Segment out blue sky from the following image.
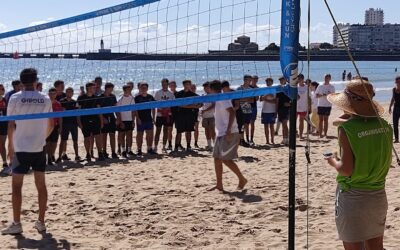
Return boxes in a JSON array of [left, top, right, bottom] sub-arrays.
[[0, 0, 399, 52]]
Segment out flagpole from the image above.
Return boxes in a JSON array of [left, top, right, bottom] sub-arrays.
[[279, 0, 301, 249]]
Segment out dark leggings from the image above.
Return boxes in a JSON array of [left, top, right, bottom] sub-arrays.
[[393, 110, 400, 140]]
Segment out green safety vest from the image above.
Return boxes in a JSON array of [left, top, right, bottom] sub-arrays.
[[337, 117, 392, 192]]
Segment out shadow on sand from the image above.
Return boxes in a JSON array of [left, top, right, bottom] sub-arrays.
[[16, 232, 71, 250], [223, 189, 263, 203]]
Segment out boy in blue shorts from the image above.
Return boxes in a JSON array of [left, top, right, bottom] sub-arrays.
[[261, 78, 277, 144]]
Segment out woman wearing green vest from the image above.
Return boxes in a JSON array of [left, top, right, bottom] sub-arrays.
[[325, 77, 392, 250]]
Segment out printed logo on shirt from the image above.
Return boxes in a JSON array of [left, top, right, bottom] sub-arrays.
[[21, 98, 45, 104]]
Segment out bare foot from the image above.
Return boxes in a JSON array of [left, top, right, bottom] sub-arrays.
[[238, 178, 248, 190], [207, 186, 224, 192]]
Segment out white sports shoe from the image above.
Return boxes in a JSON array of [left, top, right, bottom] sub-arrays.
[[34, 220, 46, 233], [1, 222, 23, 235]]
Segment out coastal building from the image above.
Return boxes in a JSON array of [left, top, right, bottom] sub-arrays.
[[332, 23, 350, 47], [365, 8, 384, 25], [228, 35, 259, 53], [333, 8, 400, 51]]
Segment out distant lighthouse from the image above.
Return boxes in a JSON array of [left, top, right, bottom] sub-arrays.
[[100, 39, 104, 50]]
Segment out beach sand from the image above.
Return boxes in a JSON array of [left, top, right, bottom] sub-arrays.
[[1, 105, 400, 250]]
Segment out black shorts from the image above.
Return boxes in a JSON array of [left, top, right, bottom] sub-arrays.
[[155, 116, 173, 128], [118, 121, 134, 132], [175, 116, 195, 133], [242, 113, 252, 124], [0, 121, 8, 136], [318, 107, 332, 116], [236, 110, 244, 133], [278, 107, 290, 122], [81, 119, 101, 138], [102, 118, 116, 134], [61, 123, 78, 141], [46, 125, 59, 143], [12, 150, 46, 174]]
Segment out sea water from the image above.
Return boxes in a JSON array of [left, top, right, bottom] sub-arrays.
[[0, 59, 398, 102]]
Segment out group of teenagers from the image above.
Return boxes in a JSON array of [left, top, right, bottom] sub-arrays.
[[0, 71, 339, 172], [0, 68, 395, 250]]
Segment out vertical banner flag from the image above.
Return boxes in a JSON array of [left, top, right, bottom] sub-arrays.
[[280, 0, 301, 99]]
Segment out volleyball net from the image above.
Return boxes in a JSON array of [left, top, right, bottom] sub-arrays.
[[0, 0, 282, 91]]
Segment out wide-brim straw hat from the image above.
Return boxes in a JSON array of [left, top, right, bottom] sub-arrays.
[[327, 78, 384, 117]]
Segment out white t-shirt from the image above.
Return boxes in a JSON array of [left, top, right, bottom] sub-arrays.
[[261, 94, 276, 113], [117, 95, 135, 121], [214, 100, 239, 137], [297, 85, 308, 112], [315, 84, 335, 107], [8, 91, 52, 153], [201, 94, 215, 119], [311, 91, 317, 110], [154, 89, 175, 117]]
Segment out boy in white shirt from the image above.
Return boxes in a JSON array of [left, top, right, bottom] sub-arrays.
[[2, 68, 53, 235], [297, 74, 308, 140], [261, 78, 277, 144], [209, 80, 247, 192], [116, 84, 136, 158], [315, 74, 335, 138], [201, 82, 216, 150]]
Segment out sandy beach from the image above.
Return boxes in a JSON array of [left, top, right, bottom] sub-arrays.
[[0, 104, 399, 250]]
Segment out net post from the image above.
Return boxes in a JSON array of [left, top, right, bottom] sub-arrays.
[[279, 0, 301, 249]]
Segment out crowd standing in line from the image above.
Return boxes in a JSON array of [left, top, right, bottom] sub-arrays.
[[3, 70, 400, 177]]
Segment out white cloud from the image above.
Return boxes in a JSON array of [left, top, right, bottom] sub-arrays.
[[0, 23, 6, 32], [300, 22, 333, 44], [28, 17, 55, 27]]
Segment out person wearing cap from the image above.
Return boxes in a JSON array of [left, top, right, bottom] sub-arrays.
[[116, 84, 136, 158], [388, 75, 400, 143], [276, 76, 290, 145], [316, 74, 335, 138], [154, 78, 175, 152], [237, 75, 254, 146], [2, 68, 53, 235], [325, 77, 392, 249]]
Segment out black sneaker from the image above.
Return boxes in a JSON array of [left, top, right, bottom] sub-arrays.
[[127, 151, 135, 157], [55, 158, 62, 164], [97, 153, 105, 162], [186, 146, 193, 152], [86, 154, 92, 162], [75, 156, 82, 162], [249, 140, 255, 146], [167, 145, 173, 151], [194, 142, 200, 148], [47, 160, 55, 166], [137, 150, 143, 156], [240, 140, 250, 148], [111, 152, 119, 159], [103, 152, 109, 159], [147, 149, 157, 155], [2, 163, 8, 168], [121, 151, 127, 158], [61, 154, 71, 161]]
